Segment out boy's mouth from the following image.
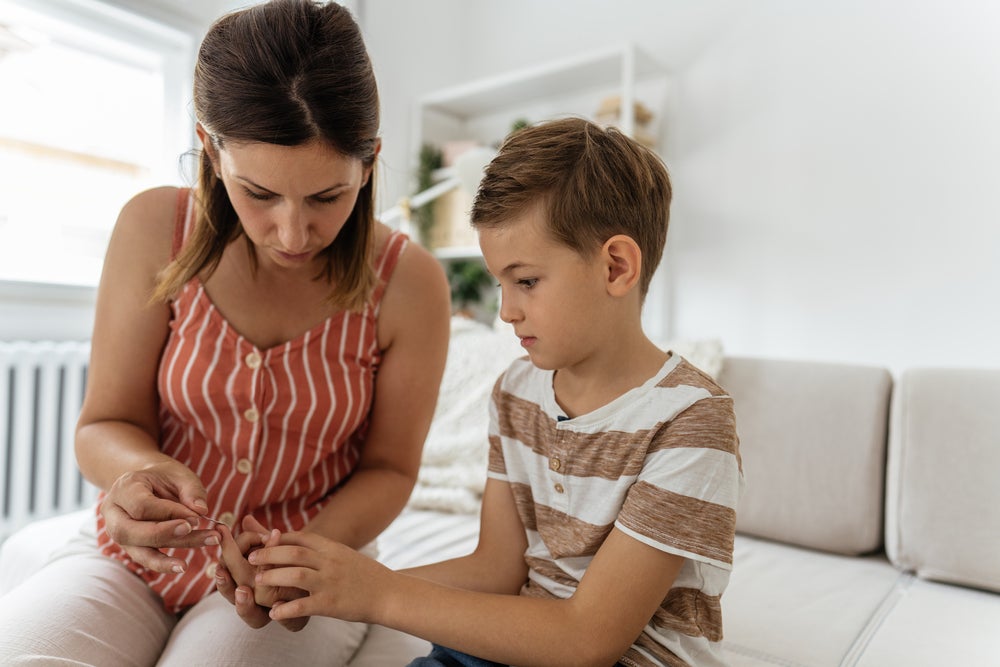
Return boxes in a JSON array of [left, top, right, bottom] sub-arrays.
[[519, 336, 537, 348]]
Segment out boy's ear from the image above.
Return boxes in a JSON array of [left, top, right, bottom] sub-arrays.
[[602, 234, 642, 297]]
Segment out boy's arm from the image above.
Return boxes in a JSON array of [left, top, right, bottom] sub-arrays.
[[256, 475, 684, 667], [377, 526, 684, 667], [397, 477, 529, 594]]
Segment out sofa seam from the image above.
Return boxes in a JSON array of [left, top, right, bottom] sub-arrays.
[[837, 571, 915, 667], [722, 641, 810, 667], [887, 371, 910, 568]]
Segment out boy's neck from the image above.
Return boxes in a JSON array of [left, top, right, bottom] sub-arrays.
[[552, 325, 669, 419]]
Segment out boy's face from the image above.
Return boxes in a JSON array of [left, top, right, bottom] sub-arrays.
[[478, 204, 610, 372]]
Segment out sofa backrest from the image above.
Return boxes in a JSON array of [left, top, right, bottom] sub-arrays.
[[886, 367, 1000, 594], [719, 356, 892, 556]]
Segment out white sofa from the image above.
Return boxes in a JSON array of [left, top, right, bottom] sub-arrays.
[[3, 322, 999, 666]]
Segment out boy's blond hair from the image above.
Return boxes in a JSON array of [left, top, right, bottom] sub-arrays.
[[470, 117, 672, 298]]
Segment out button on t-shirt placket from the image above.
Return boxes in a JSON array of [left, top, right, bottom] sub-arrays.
[[548, 429, 569, 508]]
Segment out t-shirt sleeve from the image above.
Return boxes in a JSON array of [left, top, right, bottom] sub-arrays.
[[486, 372, 508, 481], [615, 394, 742, 570]]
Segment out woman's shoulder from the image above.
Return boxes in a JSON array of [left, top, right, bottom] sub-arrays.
[[375, 223, 445, 293], [373, 222, 450, 343], [109, 186, 186, 272]]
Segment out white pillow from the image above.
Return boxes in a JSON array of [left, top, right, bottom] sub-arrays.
[[408, 317, 523, 513], [658, 338, 724, 379]]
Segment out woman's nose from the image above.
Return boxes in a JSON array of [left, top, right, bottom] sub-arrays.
[[276, 205, 309, 252]]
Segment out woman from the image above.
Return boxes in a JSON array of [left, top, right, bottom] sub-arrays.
[[0, 1, 450, 665]]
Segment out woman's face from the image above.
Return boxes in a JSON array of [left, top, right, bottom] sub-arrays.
[[210, 136, 374, 275]]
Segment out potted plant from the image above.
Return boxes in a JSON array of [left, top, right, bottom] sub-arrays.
[[446, 259, 495, 321]]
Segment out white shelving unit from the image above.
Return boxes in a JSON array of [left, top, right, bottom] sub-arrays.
[[413, 42, 666, 153], [409, 43, 672, 337], [408, 43, 669, 261]]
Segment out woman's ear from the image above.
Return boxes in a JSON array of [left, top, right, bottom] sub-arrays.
[[195, 123, 220, 176], [602, 234, 642, 297], [362, 138, 382, 187]]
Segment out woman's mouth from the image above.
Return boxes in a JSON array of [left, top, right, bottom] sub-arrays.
[[275, 249, 313, 262]]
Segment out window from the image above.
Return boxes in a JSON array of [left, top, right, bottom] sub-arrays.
[[0, 0, 193, 287]]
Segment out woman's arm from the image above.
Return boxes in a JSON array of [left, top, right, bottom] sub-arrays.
[[303, 235, 451, 548], [75, 187, 217, 573]]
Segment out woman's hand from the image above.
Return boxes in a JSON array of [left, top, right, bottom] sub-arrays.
[[249, 531, 392, 624], [100, 459, 219, 574], [215, 515, 310, 632]]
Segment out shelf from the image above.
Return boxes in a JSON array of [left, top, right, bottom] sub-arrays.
[[411, 42, 667, 260], [418, 43, 663, 121], [432, 246, 482, 261]]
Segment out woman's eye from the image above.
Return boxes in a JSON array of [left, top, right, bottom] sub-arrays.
[[313, 194, 340, 204], [243, 188, 273, 201]]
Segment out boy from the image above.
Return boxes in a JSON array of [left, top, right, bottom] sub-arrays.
[[241, 118, 744, 666]]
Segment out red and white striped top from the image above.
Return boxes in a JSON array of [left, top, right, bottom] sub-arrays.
[[96, 189, 409, 612]]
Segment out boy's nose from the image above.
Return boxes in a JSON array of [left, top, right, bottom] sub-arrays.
[[498, 295, 521, 324]]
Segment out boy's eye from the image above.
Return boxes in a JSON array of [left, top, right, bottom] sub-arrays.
[[516, 278, 538, 289]]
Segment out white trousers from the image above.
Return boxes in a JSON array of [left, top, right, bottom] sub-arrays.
[[0, 522, 368, 667]]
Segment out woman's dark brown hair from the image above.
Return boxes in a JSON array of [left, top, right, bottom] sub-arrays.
[[153, 0, 380, 310]]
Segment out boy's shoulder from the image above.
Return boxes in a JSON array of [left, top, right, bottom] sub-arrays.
[[658, 354, 729, 399]]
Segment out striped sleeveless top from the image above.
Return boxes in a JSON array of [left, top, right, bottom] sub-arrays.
[[96, 188, 409, 612]]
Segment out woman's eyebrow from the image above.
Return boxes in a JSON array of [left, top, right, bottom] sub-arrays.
[[234, 175, 350, 197]]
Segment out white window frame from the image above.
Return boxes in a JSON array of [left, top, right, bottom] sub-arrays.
[[0, 0, 195, 313]]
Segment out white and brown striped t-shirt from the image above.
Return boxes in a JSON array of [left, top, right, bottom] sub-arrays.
[[488, 353, 743, 667], [96, 189, 409, 612]]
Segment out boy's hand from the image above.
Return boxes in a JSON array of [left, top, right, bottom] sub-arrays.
[[249, 531, 391, 624], [215, 517, 309, 632]]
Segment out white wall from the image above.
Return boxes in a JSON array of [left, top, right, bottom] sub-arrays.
[[7, 0, 999, 375], [365, 0, 1000, 374]]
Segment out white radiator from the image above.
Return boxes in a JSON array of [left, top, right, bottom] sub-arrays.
[[0, 341, 98, 541]]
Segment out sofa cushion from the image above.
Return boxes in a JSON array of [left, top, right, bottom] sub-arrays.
[[719, 357, 892, 555], [886, 367, 1000, 593], [854, 577, 1000, 666], [723, 535, 905, 667]]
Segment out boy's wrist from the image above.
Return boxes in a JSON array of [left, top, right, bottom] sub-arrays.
[[371, 568, 428, 628]]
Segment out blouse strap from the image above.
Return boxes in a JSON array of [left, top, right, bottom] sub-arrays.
[[369, 231, 410, 309]]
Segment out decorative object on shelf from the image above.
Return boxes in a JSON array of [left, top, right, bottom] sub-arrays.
[[595, 95, 657, 148], [509, 117, 530, 134], [446, 258, 496, 322], [379, 145, 494, 253], [427, 141, 491, 250], [412, 143, 442, 245]]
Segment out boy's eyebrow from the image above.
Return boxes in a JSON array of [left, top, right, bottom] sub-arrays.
[[234, 176, 349, 197], [497, 262, 529, 277]]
